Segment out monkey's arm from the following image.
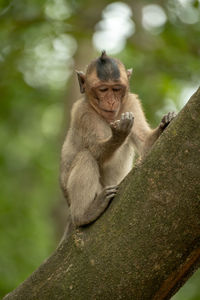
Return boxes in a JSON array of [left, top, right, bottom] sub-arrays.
[[128, 95, 153, 154], [76, 110, 134, 163], [142, 112, 176, 155], [129, 95, 176, 156], [98, 112, 134, 163]]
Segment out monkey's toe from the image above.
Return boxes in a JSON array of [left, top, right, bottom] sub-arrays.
[[104, 185, 118, 196]]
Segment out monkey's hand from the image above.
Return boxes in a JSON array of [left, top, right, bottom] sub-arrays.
[[110, 112, 134, 140], [159, 112, 176, 131]]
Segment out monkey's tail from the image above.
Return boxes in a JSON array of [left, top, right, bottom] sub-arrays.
[[57, 214, 75, 248]]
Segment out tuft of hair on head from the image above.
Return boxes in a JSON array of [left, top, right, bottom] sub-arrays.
[[100, 50, 108, 63], [95, 50, 120, 81]]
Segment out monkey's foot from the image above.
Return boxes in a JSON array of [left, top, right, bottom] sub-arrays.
[[160, 112, 176, 130], [98, 185, 118, 201]]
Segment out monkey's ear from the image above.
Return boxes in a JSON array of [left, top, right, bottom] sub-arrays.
[[127, 68, 133, 79], [76, 71, 86, 93]]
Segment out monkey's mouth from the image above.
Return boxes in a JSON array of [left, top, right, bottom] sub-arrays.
[[102, 109, 117, 113]]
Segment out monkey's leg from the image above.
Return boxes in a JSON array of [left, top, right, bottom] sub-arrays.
[[67, 150, 117, 227], [78, 185, 118, 226]]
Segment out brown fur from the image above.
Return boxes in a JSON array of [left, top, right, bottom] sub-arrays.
[[60, 52, 175, 227]]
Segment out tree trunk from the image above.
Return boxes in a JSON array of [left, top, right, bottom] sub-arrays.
[[3, 88, 200, 300]]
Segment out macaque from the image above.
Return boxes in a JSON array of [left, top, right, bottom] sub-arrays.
[[60, 51, 176, 227]]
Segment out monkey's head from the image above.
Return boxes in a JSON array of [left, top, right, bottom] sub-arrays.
[[76, 51, 132, 122]]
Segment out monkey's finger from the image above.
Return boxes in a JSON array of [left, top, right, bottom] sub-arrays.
[[127, 112, 134, 120], [172, 112, 177, 117], [106, 193, 117, 200], [121, 113, 126, 120], [124, 112, 130, 119], [160, 121, 166, 129], [121, 112, 131, 124], [106, 185, 119, 190], [104, 186, 118, 195], [110, 120, 120, 125], [115, 120, 120, 127], [160, 115, 168, 127], [105, 188, 118, 194], [164, 114, 169, 123], [121, 118, 134, 132], [129, 112, 134, 117], [127, 115, 134, 128], [106, 190, 118, 196], [166, 112, 172, 123], [121, 112, 133, 120], [110, 120, 120, 129], [168, 111, 177, 121]]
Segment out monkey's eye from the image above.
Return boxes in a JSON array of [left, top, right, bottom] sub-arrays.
[[112, 87, 121, 92], [99, 87, 108, 92]]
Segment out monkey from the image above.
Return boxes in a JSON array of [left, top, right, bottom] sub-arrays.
[[60, 50, 176, 229]]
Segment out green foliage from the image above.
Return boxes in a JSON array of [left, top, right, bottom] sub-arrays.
[[0, 0, 199, 298]]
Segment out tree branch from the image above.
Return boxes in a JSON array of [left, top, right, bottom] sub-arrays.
[[3, 88, 200, 300]]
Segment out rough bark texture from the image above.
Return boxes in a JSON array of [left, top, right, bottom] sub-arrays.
[[4, 88, 200, 300]]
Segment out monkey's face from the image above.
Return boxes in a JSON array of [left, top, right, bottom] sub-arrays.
[[76, 51, 132, 122], [85, 66, 129, 122], [90, 82, 126, 122]]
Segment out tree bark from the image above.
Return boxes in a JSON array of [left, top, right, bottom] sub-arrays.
[[3, 88, 200, 300]]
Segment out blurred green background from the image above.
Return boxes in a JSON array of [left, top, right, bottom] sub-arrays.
[[0, 0, 199, 298]]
